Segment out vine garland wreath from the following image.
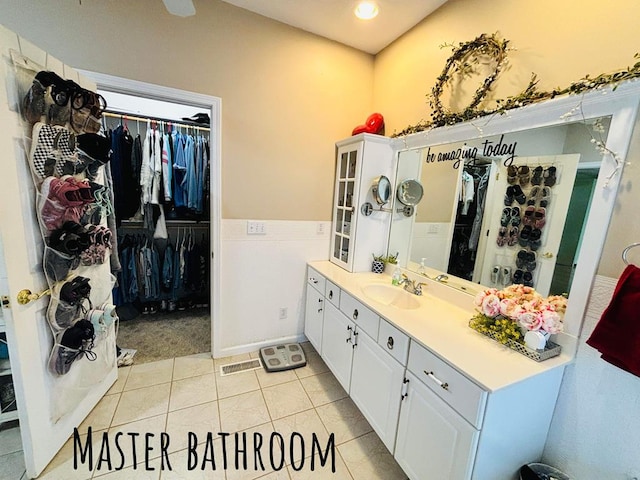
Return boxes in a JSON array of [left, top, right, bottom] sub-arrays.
[[395, 33, 640, 137]]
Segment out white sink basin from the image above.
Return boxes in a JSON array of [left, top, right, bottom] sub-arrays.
[[362, 283, 421, 310]]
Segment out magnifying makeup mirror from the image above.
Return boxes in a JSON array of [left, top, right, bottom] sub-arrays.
[[372, 175, 391, 206]]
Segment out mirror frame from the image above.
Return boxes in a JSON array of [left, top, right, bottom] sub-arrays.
[[389, 82, 640, 343], [372, 175, 391, 206]]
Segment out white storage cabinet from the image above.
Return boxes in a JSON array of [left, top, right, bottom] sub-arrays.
[[330, 134, 393, 272]]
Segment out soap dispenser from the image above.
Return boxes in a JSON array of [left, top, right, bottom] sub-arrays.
[[418, 258, 427, 276], [392, 267, 402, 286]]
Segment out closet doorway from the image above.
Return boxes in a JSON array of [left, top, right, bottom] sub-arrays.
[[81, 71, 222, 362]]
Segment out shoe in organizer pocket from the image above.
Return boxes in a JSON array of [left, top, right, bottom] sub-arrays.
[[507, 226, 520, 247], [75, 133, 112, 180], [528, 228, 542, 251], [531, 166, 544, 185], [501, 266, 512, 286], [37, 178, 87, 234], [47, 276, 92, 330], [517, 166, 530, 186], [544, 166, 557, 187], [29, 123, 76, 182], [22, 77, 47, 124], [48, 319, 96, 376], [43, 246, 80, 285]]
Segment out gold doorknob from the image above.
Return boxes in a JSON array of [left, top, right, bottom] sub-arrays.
[[17, 288, 51, 305], [542, 252, 554, 259]]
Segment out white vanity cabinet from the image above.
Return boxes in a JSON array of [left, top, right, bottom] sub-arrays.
[[308, 267, 408, 452], [396, 340, 565, 480], [321, 301, 407, 453], [349, 325, 405, 452], [394, 342, 483, 480], [304, 262, 569, 480], [304, 267, 326, 354], [321, 301, 355, 390], [395, 370, 478, 480], [330, 133, 393, 272]]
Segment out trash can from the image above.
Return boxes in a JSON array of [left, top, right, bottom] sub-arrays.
[[520, 463, 570, 480]]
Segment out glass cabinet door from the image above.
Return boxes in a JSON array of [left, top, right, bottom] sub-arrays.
[[333, 148, 359, 267]]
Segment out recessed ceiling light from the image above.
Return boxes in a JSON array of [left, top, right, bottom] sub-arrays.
[[355, 1, 379, 20]]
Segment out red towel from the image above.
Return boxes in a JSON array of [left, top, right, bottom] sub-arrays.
[[587, 264, 640, 377]]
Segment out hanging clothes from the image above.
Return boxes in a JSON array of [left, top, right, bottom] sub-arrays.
[[469, 167, 490, 251], [113, 230, 209, 307], [172, 131, 188, 209], [162, 131, 173, 202]]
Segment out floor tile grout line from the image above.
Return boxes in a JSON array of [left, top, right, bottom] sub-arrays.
[[43, 347, 388, 480]]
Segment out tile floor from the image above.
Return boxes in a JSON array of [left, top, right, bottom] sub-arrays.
[[1, 343, 408, 479]]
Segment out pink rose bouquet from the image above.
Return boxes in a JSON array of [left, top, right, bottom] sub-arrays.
[[470, 285, 567, 344]]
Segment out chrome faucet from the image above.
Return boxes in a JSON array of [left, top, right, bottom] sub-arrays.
[[400, 274, 427, 296], [434, 274, 449, 283]]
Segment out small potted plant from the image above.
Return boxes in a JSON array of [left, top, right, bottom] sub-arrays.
[[371, 254, 386, 274], [385, 252, 399, 265]]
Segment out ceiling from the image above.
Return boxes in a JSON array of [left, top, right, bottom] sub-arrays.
[[219, 0, 448, 54]]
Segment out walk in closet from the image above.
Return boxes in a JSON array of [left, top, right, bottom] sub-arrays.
[[99, 91, 213, 363], [447, 160, 491, 280]]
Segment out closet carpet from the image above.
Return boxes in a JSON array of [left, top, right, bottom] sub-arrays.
[[116, 307, 211, 365]]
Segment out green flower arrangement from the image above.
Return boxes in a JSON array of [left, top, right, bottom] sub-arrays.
[[469, 313, 524, 345]]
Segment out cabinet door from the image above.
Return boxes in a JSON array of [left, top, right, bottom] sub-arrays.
[[395, 372, 478, 480], [304, 286, 325, 354], [331, 144, 361, 270], [321, 302, 354, 391], [350, 330, 404, 453]]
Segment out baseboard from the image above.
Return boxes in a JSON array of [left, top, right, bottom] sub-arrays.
[[215, 333, 308, 358]]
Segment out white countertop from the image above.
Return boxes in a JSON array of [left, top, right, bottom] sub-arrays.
[[309, 261, 573, 393]]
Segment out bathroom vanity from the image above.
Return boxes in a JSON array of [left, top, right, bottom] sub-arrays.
[[305, 262, 569, 480], [306, 82, 640, 479]]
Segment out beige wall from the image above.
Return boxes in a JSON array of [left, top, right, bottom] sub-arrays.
[[374, 0, 640, 277], [0, 0, 374, 220], [3, 0, 640, 271], [374, 0, 640, 135]]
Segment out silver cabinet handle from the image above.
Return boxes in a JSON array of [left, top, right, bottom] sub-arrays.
[[328, 290, 333, 300], [346, 325, 353, 343], [353, 309, 358, 320], [352, 330, 359, 349], [387, 336, 394, 350], [309, 277, 318, 284], [424, 370, 449, 390], [317, 298, 323, 313]]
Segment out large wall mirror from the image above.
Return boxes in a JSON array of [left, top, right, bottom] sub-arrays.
[[387, 84, 640, 340]]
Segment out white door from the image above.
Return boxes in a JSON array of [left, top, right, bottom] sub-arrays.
[[475, 154, 579, 295], [320, 302, 354, 391], [0, 26, 117, 477], [304, 285, 324, 354], [394, 372, 478, 480], [349, 330, 404, 452]]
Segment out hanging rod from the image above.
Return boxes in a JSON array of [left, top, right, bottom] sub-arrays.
[[622, 242, 640, 264], [102, 110, 211, 132]]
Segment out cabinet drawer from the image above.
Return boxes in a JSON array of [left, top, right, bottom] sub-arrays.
[[339, 291, 379, 338], [408, 341, 486, 428], [377, 319, 409, 366], [307, 267, 326, 293], [325, 281, 340, 308]]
